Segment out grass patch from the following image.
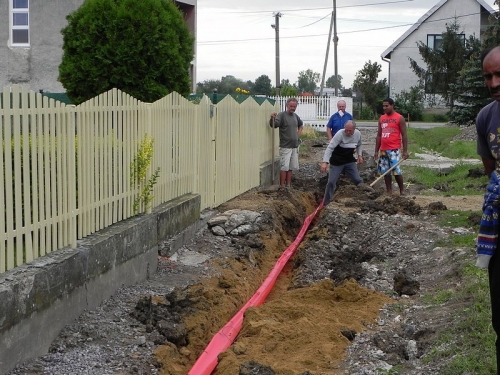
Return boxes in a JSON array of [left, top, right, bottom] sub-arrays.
[[423, 207, 495, 374], [448, 233, 476, 247], [436, 209, 481, 229], [434, 210, 480, 247], [421, 113, 449, 123], [300, 125, 320, 140], [424, 261, 495, 375], [422, 288, 454, 304], [407, 127, 478, 159], [406, 163, 487, 195]]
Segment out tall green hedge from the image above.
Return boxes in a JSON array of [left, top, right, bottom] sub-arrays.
[[59, 0, 194, 104]]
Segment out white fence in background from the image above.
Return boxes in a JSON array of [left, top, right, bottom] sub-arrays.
[[269, 96, 353, 133]]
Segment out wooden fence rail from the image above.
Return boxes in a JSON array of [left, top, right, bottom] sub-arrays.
[[0, 85, 279, 273]]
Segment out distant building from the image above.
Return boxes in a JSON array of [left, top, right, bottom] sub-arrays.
[[313, 88, 338, 96], [381, 0, 494, 102], [0, 0, 197, 93]]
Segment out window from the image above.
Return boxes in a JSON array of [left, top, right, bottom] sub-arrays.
[[427, 34, 465, 51], [425, 33, 465, 94], [427, 35, 442, 50], [10, 0, 29, 46]]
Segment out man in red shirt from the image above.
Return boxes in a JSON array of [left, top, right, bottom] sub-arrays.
[[373, 98, 409, 195]]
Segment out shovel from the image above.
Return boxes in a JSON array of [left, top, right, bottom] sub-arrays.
[[370, 153, 410, 187]]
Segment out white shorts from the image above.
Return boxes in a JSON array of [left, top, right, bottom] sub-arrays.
[[279, 148, 299, 171]]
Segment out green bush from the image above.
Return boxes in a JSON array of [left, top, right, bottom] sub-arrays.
[[421, 113, 450, 122], [59, 0, 194, 104], [394, 86, 424, 121], [354, 106, 377, 120]]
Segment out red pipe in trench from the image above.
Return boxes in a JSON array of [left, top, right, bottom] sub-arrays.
[[188, 201, 324, 375]]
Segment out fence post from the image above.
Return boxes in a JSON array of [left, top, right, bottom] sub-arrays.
[[212, 89, 218, 105], [69, 104, 78, 248]]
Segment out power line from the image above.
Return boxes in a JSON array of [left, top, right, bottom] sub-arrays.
[[197, 11, 489, 46], [282, 13, 412, 29], [208, 0, 416, 14], [292, 13, 331, 28]]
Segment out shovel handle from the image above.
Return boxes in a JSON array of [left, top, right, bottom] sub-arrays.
[[369, 153, 410, 187]]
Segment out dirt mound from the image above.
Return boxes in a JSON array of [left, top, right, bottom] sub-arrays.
[[127, 186, 402, 374], [361, 195, 422, 215], [128, 181, 453, 374], [216, 279, 390, 374], [7, 132, 486, 375]]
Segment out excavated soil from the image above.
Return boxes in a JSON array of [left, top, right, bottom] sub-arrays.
[[8, 127, 488, 375]]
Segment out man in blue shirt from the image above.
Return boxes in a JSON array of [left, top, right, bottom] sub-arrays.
[[476, 46, 500, 375], [326, 100, 353, 140]]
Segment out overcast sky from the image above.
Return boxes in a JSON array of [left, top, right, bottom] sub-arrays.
[[195, 0, 497, 89]]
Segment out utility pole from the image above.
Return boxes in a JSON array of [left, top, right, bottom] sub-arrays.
[[272, 12, 282, 96], [319, 0, 338, 97], [333, 0, 338, 96], [319, 4, 334, 97]]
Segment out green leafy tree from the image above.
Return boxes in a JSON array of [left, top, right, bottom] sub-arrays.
[[448, 40, 488, 125], [253, 75, 272, 95], [279, 85, 298, 97], [271, 79, 298, 96], [196, 79, 220, 94], [449, 2, 500, 125], [297, 69, 320, 93], [393, 85, 425, 121], [409, 19, 477, 110], [59, 0, 194, 104], [325, 75, 343, 90], [341, 87, 353, 97], [246, 80, 255, 93], [195, 76, 251, 95], [483, 1, 500, 46], [353, 61, 388, 115]]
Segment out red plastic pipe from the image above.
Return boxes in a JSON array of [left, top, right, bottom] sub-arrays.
[[188, 201, 324, 375]]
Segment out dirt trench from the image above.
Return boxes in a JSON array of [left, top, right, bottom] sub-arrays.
[[129, 137, 485, 374], [130, 173, 414, 374], [5, 132, 487, 375]]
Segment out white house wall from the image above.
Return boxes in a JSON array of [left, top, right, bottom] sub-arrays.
[[386, 0, 484, 99], [0, 1, 82, 93], [0, 0, 197, 94]]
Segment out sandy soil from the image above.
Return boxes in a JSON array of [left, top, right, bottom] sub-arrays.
[[7, 128, 488, 375]]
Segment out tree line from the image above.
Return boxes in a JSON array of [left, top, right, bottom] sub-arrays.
[[57, 0, 500, 125], [195, 64, 388, 121]]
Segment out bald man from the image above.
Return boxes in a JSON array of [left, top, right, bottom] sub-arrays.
[[326, 100, 353, 140], [320, 120, 363, 205]]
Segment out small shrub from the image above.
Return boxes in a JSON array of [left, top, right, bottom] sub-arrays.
[[131, 135, 160, 214], [422, 113, 450, 122]]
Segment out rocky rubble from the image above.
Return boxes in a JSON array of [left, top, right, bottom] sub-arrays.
[[7, 127, 483, 375]]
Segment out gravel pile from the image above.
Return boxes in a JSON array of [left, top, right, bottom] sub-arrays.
[[6, 124, 481, 375], [452, 124, 477, 141]]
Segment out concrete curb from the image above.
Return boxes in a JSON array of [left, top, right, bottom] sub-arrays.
[[0, 193, 200, 374]]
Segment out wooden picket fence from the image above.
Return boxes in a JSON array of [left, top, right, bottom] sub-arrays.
[[0, 85, 279, 273]]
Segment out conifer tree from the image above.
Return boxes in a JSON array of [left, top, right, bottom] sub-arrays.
[[59, 0, 194, 104], [449, 1, 500, 124]]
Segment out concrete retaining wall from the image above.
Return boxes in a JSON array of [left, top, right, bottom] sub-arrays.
[[0, 193, 200, 374], [260, 159, 280, 187]]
